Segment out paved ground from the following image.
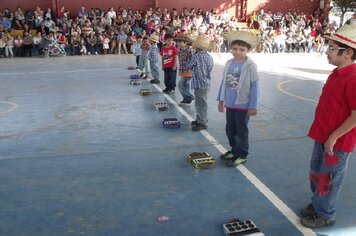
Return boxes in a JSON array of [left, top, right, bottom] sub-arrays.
[[0, 52, 354, 236]]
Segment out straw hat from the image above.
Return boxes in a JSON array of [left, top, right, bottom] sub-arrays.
[[324, 24, 356, 49], [190, 34, 213, 50], [174, 34, 192, 43], [223, 30, 260, 49], [148, 34, 159, 43]]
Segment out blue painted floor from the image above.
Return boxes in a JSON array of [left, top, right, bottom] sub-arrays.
[[0, 54, 355, 236]]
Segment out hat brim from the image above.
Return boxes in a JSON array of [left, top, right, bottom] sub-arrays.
[[223, 31, 260, 49], [324, 34, 356, 49], [174, 35, 192, 43]]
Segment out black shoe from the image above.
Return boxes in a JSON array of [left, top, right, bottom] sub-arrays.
[[162, 88, 169, 93], [225, 157, 247, 167], [301, 213, 336, 228], [167, 90, 175, 94], [300, 204, 316, 217], [220, 151, 234, 160], [150, 79, 160, 84], [191, 123, 207, 131], [191, 120, 199, 126]]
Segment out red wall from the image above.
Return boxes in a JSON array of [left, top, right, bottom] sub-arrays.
[[1, 0, 322, 19]]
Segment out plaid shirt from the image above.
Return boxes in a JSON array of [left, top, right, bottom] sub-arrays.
[[178, 46, 194, 74], [187, 51, 214, 89], [148, 43, 159, 63]]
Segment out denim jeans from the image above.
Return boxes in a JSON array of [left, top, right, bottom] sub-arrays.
[[309, 141, 350, 220], [225, 108, 250, 158], [150, 60, 159, 80], [178, 76, 194, 102], [163, 68, 177, 90], [194, 88, 209, 126]]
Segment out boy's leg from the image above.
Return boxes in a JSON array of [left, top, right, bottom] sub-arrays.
[[230, 109, 249, 158], [178, 77, 194, 102], [150, 61, 160, 83], [168, 69, 177, 91], [193, 88, 209, 127], [163, 69, 169, 90]]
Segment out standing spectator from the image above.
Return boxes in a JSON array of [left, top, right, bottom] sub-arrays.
[[13, 35, 23, 57], [32, 31, 43, 55], [161, 34, 178, 93], [102, 32, 110, 54], [22, 31, 33, 57], [5, 31, 14, 57], [56, 30, 67, 53], [0, 33, 5, 58], [187, 34, 214, 131], [300, 24, 356, 229], [132, 35, 142, 68]]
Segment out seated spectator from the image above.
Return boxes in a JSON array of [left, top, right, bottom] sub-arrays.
[[0, 32, 5, 58], [34, 6, 44, 28], [56, 30, 67, 52], [25, 10, 35, 28], [78, 5, 88, 18], [22, 31, 33, 57], [13, 35, 23, 57], [14, 7, 25, 28], [45, 8, 56, 22], [70, 32, 81, 55], [0, 16, 11, 30], [32, 31, 43, 55], [86, 31, 98, 55], [117, 29, 128, 54], [3, 8, 13, 22]]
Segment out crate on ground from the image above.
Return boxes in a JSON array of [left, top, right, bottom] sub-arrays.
[[162, 118, 180, 128], [130, 79, 142, 85], [186, 152, 211, 162], [140, 88, 152, 96], [154, 102, 169, 111], [223, 219, 264, 236], [130, 74, 140, 80], [191, 157, 215, 169], [128, 66, 137, 70]]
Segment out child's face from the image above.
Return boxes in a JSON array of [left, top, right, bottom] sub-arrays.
[[231, 44, 249, 61], [165, 38, 174, 46], [326, 40, 348, 67], [177, 40, 187, 48]]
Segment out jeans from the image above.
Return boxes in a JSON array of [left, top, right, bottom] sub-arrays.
[[309, 141, 350, 220], [194, 88, 209, 126], [139, 56, 150, 75], [163, 68, 177, 90], [225, 108, 250, 158], [150, 60, 159, 80], [178, 76, 194, 102]]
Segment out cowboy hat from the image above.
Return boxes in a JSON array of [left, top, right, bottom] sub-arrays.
[[223, 30, 260, 49], [324, 24, 356, 49], [190, 34, 213, 50], [174, 34, 192, 43], [148, 34, 159, 43]]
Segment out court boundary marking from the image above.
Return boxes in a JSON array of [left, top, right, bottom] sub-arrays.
[[151, 84, 316, 236], [0, 101, 18, 115]]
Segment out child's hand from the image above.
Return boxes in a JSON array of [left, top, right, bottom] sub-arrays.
[[247, 109, 257, 116], [218, 102, 224, 113]]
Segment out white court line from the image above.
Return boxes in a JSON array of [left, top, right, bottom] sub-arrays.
[[152, 84, 316, 236], [0, 68, 122, 76]]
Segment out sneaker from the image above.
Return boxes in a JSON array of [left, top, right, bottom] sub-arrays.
[[162, 88, 169, 93], [191, 123, 207, 131], [168, 90, 175, 94], [225, 157, 247, 167], [179, 100, 187, 105], [300, 204, 316, 217], [139, 73, 145, 78], [220, 151, 234, 160], [301, 213, 336, 228]]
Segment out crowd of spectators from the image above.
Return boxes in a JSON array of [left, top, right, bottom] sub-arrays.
[[0, 5, 352, 58]]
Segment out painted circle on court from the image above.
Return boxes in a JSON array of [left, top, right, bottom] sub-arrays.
[[0, 101, 18, 115]]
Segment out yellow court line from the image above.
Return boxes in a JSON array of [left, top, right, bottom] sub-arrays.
[[277, 80, 318, 103], [0, 101, 18, 115]]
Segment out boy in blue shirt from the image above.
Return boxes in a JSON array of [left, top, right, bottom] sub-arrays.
[[217, 31, 260, 167]]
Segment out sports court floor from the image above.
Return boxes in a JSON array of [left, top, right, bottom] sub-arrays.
[[0, 53, 355, 236]]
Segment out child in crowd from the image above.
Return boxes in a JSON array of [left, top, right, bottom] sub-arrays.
[[175, 34, 194, 104], [217, 30, 260, 166], [117, 29, 128, 54], [0, 33, 5, 58], [22, 31, 33, 57], [5, 31, 14, 57], [300, 24, 356, 229], [132, 35, 142, 68], [13, 35, 23, 57], [102, 32, 110, 54], [186, 34, 214, 131], [148, 34, 160, 84], [161, 34, 178, 94], [138, 36, 151, 79]]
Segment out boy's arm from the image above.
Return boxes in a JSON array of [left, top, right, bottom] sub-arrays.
[[247, 80, 259, 116], [325, 110, 356, 155], [172, 54, 178, 70]]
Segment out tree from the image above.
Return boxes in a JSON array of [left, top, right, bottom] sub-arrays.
[[331, 0, 356, 27]]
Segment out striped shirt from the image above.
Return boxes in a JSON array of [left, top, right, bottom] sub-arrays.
[[187, 51, 214, 89]]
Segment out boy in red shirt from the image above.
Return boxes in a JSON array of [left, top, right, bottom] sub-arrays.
[[300, 24, 356, 228], [160, 34, 178, 94]]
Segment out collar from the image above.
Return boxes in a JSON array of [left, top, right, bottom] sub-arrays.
[[333, 63, 356, 77]]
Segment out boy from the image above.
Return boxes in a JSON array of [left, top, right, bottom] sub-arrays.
[[175, 34, 195, 104], [132, 35, 142, 69], [138, 36, 151, 79], [217, 30, 260, 167], [161, 34, 178, 94], [187, 35, 214, 131], [148, 34, 160, 84], [300, 24, 356, 228]]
